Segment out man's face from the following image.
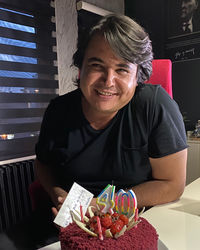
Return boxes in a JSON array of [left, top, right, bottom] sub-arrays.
[[181, 0, 198, 21], [79, 34, 138, 116]]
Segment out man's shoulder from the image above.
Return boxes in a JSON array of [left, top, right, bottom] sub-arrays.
[[46, 88, 81, 116], [134, 83, 161, 100], [52, 88, 80, 105], [133, 83, 172, 111], [55, 88, 80, 100]]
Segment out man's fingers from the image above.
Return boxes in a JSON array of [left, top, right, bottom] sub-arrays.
[[52, 206, 58, 217], [58, 196, 64, 203]]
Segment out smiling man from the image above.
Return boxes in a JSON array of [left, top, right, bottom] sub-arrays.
[[80, 33, 138, 129], [35, 14, 188, 217]]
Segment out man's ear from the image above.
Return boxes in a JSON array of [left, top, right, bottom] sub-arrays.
[[135, 65, 140, 83]]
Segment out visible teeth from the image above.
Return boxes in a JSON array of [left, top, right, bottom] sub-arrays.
[[97, 90, 114, 96]]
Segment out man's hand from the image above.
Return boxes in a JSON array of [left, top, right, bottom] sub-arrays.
[[52, 196, 67, 230], [52, 196, 66, 217], [90, 197, 97, 207]]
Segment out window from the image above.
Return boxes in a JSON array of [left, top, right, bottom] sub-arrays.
[[0, 1, 58, 161]]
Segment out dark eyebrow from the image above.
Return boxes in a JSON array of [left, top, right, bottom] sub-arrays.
[[87, 57, 103, 63], [116, 63, 131, 69], [88, 57, 132, 69]]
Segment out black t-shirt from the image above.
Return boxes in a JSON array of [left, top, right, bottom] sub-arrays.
[[35, 84, 188, 196]]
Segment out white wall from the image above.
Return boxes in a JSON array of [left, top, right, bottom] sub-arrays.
[[54, 0, 124, 95]]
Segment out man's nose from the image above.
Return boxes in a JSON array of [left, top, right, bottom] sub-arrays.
[[104, 69, 115, 87]]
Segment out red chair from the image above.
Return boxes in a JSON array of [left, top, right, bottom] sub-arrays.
[[145, 59, 173, 98]]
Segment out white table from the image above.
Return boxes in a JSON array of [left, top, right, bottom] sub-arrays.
[[142, 178, 200, 250], [39, 178, 200, 250], [39, 241, 60, 250]]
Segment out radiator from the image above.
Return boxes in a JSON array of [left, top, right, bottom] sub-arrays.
[[0, 160, 36, 232]]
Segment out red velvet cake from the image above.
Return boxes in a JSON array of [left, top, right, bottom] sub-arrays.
[[59, 217, 158, 250]]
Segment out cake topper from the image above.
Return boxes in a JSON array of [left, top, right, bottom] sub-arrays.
[[54, 182, 94, 228], [70, 183, 144, 240], [96, 184, 115, 214], [54, 182, 144, 240]]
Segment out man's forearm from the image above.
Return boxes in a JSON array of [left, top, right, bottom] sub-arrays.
[[132, 149, 187, 208], [34, 158, 67, 207], [131, 179, 185, 209]]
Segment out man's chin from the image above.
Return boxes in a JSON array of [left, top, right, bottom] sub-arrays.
[[95, 106, 118, 114]]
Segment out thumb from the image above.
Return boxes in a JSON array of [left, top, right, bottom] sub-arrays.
[[58, 196, 64, 203], [52, 207, 61, 230], [52, 206, 58, 217]]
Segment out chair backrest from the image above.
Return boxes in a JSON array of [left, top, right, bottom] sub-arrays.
[[145, 59, 173, 98]]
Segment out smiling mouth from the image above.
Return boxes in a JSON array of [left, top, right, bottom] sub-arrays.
[[96, 89, 117, 96]]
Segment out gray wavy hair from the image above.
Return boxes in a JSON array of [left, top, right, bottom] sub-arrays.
[[73, 14, 153, 84]]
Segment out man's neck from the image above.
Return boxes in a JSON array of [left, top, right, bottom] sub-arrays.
[[81, 97, 118, 130]]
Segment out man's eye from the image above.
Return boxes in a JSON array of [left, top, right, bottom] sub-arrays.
[[91, 63, 101, 68], [89, 63, 104, 71], [117, 68, 128, 74]]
